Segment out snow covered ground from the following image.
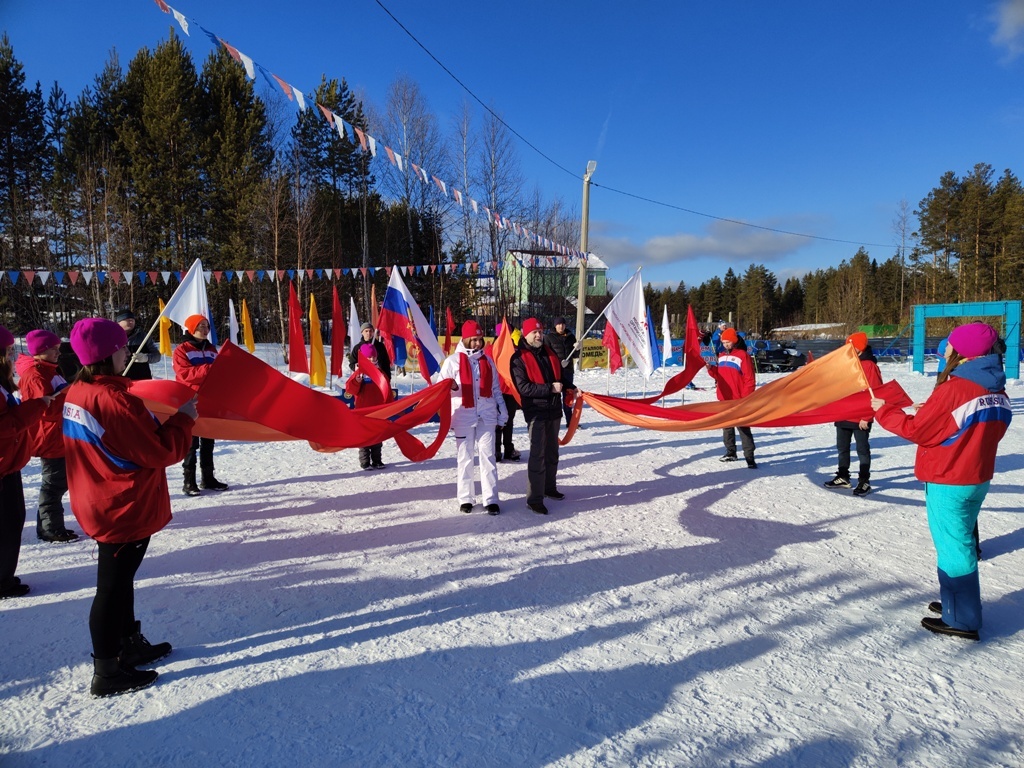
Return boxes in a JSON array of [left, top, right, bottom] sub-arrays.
[[2, 355, 1023, 767]]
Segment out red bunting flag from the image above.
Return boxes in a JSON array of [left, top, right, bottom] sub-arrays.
[[272, 73, 293, 100]]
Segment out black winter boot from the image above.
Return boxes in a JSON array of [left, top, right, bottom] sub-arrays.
[[90, 656, 158, 697], [370, 444, 386, 470], [182, 467, 201, 496], [120, 621, 172, 668], [200, 469, 229, 491]]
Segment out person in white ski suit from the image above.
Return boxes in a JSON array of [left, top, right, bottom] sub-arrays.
[[437, 320, 507, 515]]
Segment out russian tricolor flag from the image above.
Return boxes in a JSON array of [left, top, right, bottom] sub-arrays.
[[377, 269, 445, 383]]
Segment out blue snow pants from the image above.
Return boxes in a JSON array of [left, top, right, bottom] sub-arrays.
[[925, 481, 989, 632]]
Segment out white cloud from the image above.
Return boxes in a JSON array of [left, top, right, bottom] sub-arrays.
[[991, 0, 1024, 57], [590, 218, 817, 270]]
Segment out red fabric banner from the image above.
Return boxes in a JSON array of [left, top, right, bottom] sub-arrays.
[[130, 344, 451, 459]]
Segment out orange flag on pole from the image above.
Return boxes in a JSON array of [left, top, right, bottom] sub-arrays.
[[492, 317, 519, 405], [241, 299, 256, 353], [309, 293, 326, 387], [157, 298, 172, 356]]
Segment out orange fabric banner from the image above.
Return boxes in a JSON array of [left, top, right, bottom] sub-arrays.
[[581, 343, 873, 432]]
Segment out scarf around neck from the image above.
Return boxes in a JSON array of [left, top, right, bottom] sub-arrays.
[[459, 349, 492, 408]]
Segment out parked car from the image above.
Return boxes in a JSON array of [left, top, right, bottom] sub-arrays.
[[755, 347, 807, 373]]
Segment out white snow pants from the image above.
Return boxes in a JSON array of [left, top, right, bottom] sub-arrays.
[[455, 416, 499, 506]]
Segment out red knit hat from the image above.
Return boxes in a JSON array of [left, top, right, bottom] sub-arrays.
[[720, 328, 739, 343], [522, 318, 543, 336], [27, 330, 61, 356], [461, 320, 484, 338], [70, 318, 128, 366], [846, 332, 868, 352], [184, 314, 208, 335]]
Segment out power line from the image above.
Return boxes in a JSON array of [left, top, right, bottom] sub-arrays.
[[590, 182, 895, 249], [371, 0, 578, 180], [373, 0, 895, 253]]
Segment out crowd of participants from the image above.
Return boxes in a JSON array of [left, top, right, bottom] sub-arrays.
[[0, 308, 1011, 697]]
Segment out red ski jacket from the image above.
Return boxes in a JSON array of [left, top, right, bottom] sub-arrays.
[[16, 355, 68, 459], [709, 348, 756, 402], [173, 337, 218, 390], [0, 385, 48, 476], [876, 361, 1011, 485], [62, 376, 193, 543]]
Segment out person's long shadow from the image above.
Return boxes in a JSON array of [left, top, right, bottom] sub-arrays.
[[174, 478, 853, 677], [18, 615, 792, 767], [14, 497, 922, 767]]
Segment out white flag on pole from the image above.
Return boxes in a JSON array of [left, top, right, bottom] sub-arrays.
[[662, 304, 672, 364], [228, 299, 239, 346], [347, 297, 361, 352], [161, 259, 210, 331], [604, 269, 654, 378]]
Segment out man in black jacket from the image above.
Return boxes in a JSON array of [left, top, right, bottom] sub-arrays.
[[510, 318, 575, 515], [349, 322, 392, 470], [116, 309, 161, 381], [545, 317, 579, 425]]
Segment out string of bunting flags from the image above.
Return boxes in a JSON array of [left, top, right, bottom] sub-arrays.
[[8, 252, 575, 287], [150, 0, 590, 268]]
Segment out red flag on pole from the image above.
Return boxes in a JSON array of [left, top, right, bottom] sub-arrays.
[[602, 323, 623, 374], [288, 281, 309, 374], [445, 307, 455, 354], [330, 285, 345, 377]]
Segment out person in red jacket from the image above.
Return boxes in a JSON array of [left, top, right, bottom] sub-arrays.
[[64, 317, 197, 696], [0, 326, 55, 600], [706, 328, 757, 468], [173, 314, 228, 495], [871, 322, 1011, 641], [17, 329, 78, 542], [823, 332, 884, 497]]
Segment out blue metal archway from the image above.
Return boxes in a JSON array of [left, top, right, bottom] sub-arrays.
[[912, 301, 1021, 379]]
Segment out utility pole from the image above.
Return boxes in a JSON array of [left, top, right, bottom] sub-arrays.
[[575, 160, 597, 369]]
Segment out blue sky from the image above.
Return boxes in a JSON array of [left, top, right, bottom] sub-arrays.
[[4, 1, 1024, 291]]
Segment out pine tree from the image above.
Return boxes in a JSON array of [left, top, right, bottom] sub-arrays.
[[117, 34, 204, 271], [0, 34, 48, 270], [198, 48, 272, 270]]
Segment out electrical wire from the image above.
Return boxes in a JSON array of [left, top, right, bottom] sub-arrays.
[[372, 0, 895, 252]]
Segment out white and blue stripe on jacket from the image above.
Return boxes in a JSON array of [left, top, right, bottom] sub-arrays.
[[62, 402, 141, 471], [941, 393, 1012, 446]]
